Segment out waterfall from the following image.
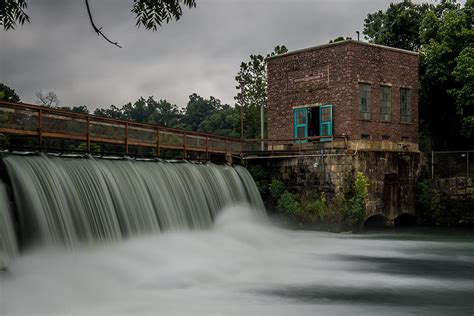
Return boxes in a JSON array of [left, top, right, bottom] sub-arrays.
[[1, 155, 264, 251], [0, 182, 18, 266]]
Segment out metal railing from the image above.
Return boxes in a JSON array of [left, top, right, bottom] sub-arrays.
[[0, 100, 347, 159], [431, 150, 473, 179]]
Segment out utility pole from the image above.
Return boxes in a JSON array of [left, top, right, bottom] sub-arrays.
[[240, 105, 244, 139]]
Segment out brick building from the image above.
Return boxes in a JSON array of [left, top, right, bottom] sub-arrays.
[[266, 40, 419, 148]]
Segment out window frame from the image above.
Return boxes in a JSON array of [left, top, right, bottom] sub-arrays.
[[380, 85, 392, 122], [359, 83, 372, 121], [400, 88, 411, 124]]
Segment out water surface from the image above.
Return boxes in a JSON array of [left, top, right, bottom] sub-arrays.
[[1, 206, 473, 315]]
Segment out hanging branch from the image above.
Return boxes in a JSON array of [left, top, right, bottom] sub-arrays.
[[85, 0, 122, 48]]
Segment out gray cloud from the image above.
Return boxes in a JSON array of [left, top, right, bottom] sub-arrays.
[[0, 0, 436, 110]]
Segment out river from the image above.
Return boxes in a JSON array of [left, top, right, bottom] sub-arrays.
[[1, 206, 473, 315]]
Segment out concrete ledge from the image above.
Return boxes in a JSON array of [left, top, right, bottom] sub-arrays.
[[347, 140, 419, 153]]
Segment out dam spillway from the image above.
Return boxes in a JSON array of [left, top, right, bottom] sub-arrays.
[[0, 154, 264, 258]]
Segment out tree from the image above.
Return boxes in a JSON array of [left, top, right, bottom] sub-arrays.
[[35, 91, 59, 107], [234, 45, 288, 139], [419, 0, 473, 149], [0, 83, 21, 102], [362, 0, 458, 51], [329, 36, 350, 43], [364, 0, 472, 150], [94, 104, 125, 120], [198, 104, 240, 137], [181, 94, 224, 131], [1, 0, 197, 47], [452, 46, 474, 138], [57, 105, 90, 114], [94, 96, 182, 128], [145, 98, 182, 128]]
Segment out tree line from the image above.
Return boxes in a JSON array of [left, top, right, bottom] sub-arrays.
[[1, 0, 472, 150], [0, 45, 287, 140]]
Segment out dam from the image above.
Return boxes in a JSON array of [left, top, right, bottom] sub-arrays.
[[0, 154, 264, 263]]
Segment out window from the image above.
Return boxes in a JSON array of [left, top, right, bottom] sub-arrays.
[[359, 83, 371, 120], [400, 88, 411, 123], [382, 135, 391, 141], [380, 86, 391, 122], [402, 136, 409, 142], [296, 109, 306, 124], [361, 134, 370, 140]]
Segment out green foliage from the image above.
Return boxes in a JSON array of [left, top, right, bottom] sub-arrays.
[[269, 178, 285, 199], [198, 105, 240, 138], [363, 0, 433, 51], [2, 1, 196, 31], [329, 36, 346, 43], [0, 83, 20, 102], [182, 94, 222, 132], [94, 105, 125, 120], [364, 0, 472, 149], [1, 0, 29, 30], [277, 191, 301, 216], [94, 96, 183, 128], [69, 142, 101, 154], [416, 179, 474, 226], [234, 45, 288, 138], [57, 105, 89, 114], [419, 1, 473, 149], [132, 0, 196, 30], [344, 172, 368, 230], [300, 192, 329, 222], [267, 175, 369, 231]]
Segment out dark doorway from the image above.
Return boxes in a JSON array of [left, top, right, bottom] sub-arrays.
[[363, 214, 388, 230], [308, 107, 320, 137], [394, 213, 417, 227]]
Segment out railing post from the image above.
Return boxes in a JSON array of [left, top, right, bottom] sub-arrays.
[[156, 127, 160, 158], [183, 131, 187, 159], [225, 137, 228, 155], [38, 109, 43, 151], [124, 122, 129, 156], [205, 135, 209, 161], [86, 115, 90, 154]]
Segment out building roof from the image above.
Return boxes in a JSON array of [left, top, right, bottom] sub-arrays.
[[266, 40, 419, 61]]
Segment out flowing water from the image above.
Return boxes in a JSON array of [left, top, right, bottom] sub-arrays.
[[0, 155, 473, 315]]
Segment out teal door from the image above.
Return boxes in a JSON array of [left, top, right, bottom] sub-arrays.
[[320, 105, 333, 141], [293, 108, 308, 143]]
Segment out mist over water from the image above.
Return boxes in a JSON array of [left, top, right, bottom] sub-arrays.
[[1, 206, 473, 315]]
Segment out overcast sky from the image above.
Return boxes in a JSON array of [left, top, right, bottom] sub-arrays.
[[1, 0, 438, 111]]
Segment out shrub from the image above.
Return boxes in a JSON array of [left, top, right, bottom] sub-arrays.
[[269, 178, 286, 199], [277, 191, 301, 215], [344, 172, 368, 230], [301, 192, 328, 222]]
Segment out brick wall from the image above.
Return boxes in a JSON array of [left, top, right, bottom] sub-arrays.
[[267, 40, 419, 143]]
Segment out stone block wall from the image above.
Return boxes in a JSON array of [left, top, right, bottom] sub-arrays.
[[255, 149, 421, 222]]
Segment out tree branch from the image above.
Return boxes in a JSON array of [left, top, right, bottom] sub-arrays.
[[85, 0, 122, 48]]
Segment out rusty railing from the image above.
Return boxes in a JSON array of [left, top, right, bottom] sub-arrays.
[[0, 100, 347, 159]]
